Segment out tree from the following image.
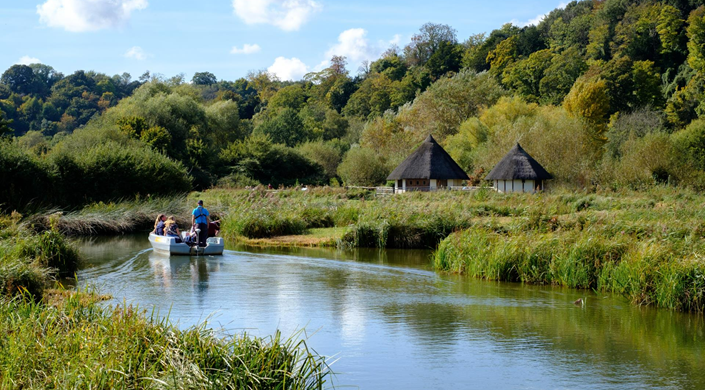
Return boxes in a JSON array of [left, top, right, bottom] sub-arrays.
[[658, 5, 686, 55], [116, 116, 148, 138], [297, 140, 343, 179], [404, 23, 458, 66], [0, 111, 13, 137], [0, 65, 39, 95], [563, 76, 610, 140], [486, 36, 518, 76], [538, 47, 587, 105], [425, 41, 462, 79], [268, 84, 308, 111], [502, 49, 554, 102], [254, 108, 309, 147], [337, 147, 388, 186], [631, 60, 663, 108], [687, 6, 705, 73], [192, 72, 217, 86], [141, 126, 172, 153]]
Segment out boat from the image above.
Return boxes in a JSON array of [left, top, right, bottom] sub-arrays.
[[148, 233, 224, 255]]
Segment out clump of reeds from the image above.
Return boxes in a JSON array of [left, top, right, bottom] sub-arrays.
[[0, 215, 79, 298], [28, 195, 190, 236], [435, 224, 705, 312]]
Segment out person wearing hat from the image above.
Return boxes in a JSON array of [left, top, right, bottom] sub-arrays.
[[191, 200, 210, 247]]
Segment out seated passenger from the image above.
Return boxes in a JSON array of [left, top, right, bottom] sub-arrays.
[[164, 216, 182, 243], [208, 220, 220, 237], [153, 214, 166, 236], [184, 225, 199, 245]]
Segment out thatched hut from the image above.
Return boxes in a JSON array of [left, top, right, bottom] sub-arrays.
[[387, 135, 470, 193], [485, 143, 552, 193]]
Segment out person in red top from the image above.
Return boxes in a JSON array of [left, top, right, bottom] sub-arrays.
[[208, 220, 220, 237]]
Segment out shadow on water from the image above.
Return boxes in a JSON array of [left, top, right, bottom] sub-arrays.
[[76, 235, 705, 389]]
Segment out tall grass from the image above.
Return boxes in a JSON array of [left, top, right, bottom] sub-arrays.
[[0, 292, 330, 389], [28, 195, 191, 236], [434, 205, 705, 312], [0, 214, 77, 297]]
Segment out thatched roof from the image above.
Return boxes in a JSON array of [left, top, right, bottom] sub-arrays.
[[387, 135, 470, 180], [485, 143, 552, 181]]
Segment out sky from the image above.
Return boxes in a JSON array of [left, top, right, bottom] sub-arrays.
[[0, 0, 566, 82]]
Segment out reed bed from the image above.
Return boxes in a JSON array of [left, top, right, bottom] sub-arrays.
[[432, 187, 705, 312], [0, 291, 330, 389], [27, 195, 192, 236]]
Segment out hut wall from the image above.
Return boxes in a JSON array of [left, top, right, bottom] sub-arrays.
[[430, 179, 437, 189], [493, 179, 538, 193]]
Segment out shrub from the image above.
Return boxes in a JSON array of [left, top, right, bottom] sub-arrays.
[[338, 148, 388, 186]]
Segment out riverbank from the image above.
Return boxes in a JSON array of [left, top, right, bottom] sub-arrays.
[[0, 217, 330, 388], [21, 186, 705, 312], [202, 186, 705, 312]]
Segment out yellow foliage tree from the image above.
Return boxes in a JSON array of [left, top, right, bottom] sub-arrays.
[[563, 76, 610, 141]]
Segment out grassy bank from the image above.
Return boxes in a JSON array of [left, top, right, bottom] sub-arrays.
[[0, 294, 329, 389], [197, 186, 705, 312], [202, 186, 522, 248], [429, 188, 705, 312], [0, 215, 331, 388]]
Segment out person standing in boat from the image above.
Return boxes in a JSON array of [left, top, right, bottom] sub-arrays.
[[192, 200, 210, 247]]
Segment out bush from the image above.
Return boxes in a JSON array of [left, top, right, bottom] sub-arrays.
[[338, 147, 388, 186], [0, 141, 53, 212], [52, 141, 192, 205]]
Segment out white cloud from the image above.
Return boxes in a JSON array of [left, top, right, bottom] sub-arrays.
[[124, 46, 147, 60], [37, 0, 148, 32], [325, 28, 376, 63], [17, 56, 42, 65], [232, 0, 320, 31], [320, 28, 401, 72], [267, 57, 308, 81], [231, 43, 261, 55], [513, 2, 568, 27]]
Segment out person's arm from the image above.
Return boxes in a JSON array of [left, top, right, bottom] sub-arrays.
[[191, 211, 195, 226]]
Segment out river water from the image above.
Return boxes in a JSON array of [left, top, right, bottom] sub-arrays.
[[77, 235, 705, 389]]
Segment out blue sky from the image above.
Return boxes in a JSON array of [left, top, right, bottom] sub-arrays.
[[0, 0, 564, 82]]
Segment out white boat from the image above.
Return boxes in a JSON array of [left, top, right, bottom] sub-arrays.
[[148, 233, 224, 255]]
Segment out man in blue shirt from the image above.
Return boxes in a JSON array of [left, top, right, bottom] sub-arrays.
[[191, 200, 210, 247]]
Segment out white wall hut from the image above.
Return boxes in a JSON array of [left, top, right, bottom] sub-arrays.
[[485, 143, 552, 193], [387, 135, 470, 193]]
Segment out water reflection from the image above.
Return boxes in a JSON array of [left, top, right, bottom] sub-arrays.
[[77, 237, 705, 389]]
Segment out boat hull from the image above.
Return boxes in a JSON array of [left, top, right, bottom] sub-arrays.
[[148, 233, 224, 255]]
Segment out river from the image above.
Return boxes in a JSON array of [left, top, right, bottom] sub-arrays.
[[76, 235, 705, 389]]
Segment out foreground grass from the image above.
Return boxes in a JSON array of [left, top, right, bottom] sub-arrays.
[[0, 216, 331, 389], [0, 292, 329, 389]]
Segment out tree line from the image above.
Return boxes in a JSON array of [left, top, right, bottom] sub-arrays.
[[3, 0, 705, 211]]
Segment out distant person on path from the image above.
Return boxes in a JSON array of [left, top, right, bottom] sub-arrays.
[[153, 214, 166, 235], [192, 200, 210, 247], [164, 216, 182, 242], [268, 183, 273, 190]]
